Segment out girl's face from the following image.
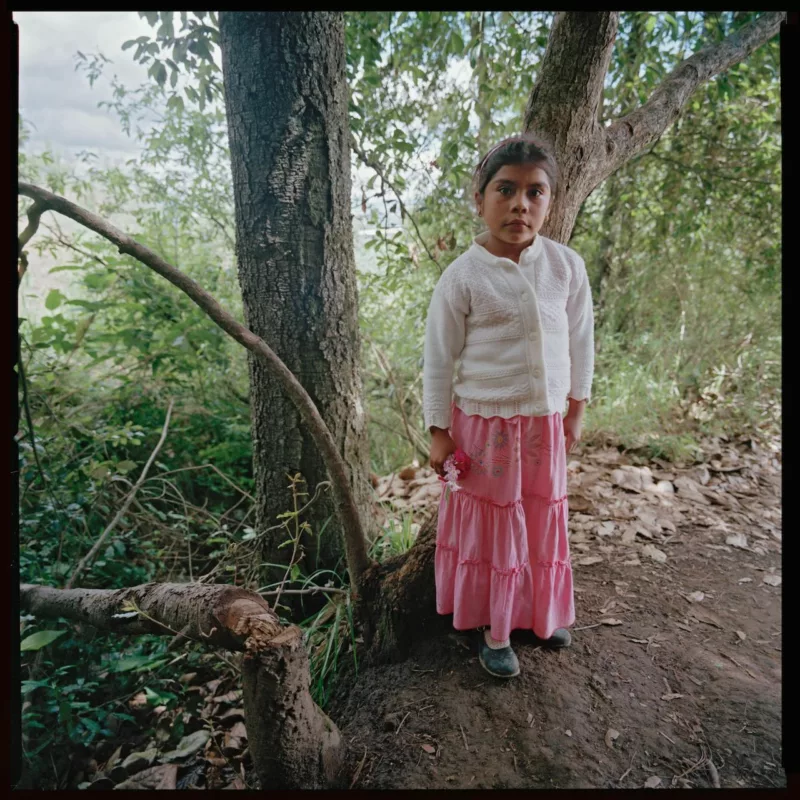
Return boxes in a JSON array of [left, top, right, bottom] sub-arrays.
[[475, 162, 552, 261]]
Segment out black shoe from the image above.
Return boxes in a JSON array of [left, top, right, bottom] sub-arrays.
[[478, 638, 520, 678], [533, 628, 572, 648]]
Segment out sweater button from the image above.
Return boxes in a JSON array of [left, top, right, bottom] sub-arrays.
[[521, 292, 529, 301], [533, 368, 542, 379], [528, 331, 537, 341]]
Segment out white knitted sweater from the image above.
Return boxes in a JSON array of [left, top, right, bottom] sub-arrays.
[[423, 232, 594, 431]]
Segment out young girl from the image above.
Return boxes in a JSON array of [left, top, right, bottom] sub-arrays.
[[423, 133, 594, 678]]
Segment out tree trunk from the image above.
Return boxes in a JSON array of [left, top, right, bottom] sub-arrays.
[[219, 12, 372, 580], [360, 510, 451, 664], [524, 12, 620, 244], [20, 582, 345, 789], [593, 13, 645, 320], [243, 645, 343, 789]]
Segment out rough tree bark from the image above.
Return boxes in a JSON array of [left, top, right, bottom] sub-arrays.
[[525, 11, 785, 244], [20, 583, 343, 789], [524, 12, 620, 244], [219, 12, 372, 580]]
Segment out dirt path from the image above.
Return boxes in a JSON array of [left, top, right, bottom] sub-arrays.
[[332, 433, 783, 789]]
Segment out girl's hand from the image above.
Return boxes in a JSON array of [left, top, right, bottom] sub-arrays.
[[563, 412, 583, 455], [429, 428, 457, 477]]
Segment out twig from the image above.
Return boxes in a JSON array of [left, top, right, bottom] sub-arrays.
[[261, 587, 347, 598], [151, 463, 255, 502], [273, 479, 331, 608], [645, 150, 774, 187], [706, 759, 721, 788], [66, 399, 174, 590], [369, 340, 430, 461], [618, 747, 637, 784], [395, 712, 410, 735], [350, 746, 369, 789], [460, 724, 469, 752], [41, 219, 110, 266], [17, 343, 58, 505], [575, 623, 602, 631], [350, 135, 442, 273], [675, 751, 708, 780]]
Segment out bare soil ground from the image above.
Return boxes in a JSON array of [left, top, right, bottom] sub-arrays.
[[330, 432, 784, 789]]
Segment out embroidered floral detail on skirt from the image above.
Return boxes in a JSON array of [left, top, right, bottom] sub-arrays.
[[435, 405, 573, 641]]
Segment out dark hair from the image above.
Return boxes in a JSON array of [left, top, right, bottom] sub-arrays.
[[473, 133, 559, 196]]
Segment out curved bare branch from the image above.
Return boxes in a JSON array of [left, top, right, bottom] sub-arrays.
[[17, 182, 373, 591]]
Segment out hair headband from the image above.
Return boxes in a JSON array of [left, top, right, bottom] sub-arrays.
[[478, 140, 508, 171]]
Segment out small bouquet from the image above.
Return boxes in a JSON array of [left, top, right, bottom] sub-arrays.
[[439, 448, 471, 503]]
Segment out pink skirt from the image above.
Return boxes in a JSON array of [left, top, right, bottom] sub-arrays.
[[435, 405, 574, 641]]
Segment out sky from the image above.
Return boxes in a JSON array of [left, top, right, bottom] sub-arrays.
[[15, 13, 162, 320], [16, 11, 158, 165]]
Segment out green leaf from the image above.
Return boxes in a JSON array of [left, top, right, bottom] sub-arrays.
[[154, 62, 167, 86], [645, 14, 656, 34], [107, 654, 166, 673], [448, 31, 464, 55], [122, 39, 137, 51], [58, 697, 74, 734], [45, 289, 64, 310], [144, 686, 177, 706], [81, 716, 101, 737], [166, 94, 184, 113], [21, 629, 67, 651], [48, 264, 86, 274]]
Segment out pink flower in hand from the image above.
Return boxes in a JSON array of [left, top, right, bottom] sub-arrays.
[[438, 449, 472, 497]]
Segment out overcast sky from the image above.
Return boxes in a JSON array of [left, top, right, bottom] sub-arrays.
[[16, 11, 157, 164]]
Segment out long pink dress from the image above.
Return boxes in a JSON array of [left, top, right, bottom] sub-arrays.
[[435, 404, 574, 642]]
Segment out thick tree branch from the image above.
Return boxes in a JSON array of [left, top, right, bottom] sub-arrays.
[[17, 182, 373, 593], [522, 12, 620, 243], [20, 581, 290, 652], [523, 12, 619, 144], [18, 200, 45, 257], [603, 12, 784, 180]]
